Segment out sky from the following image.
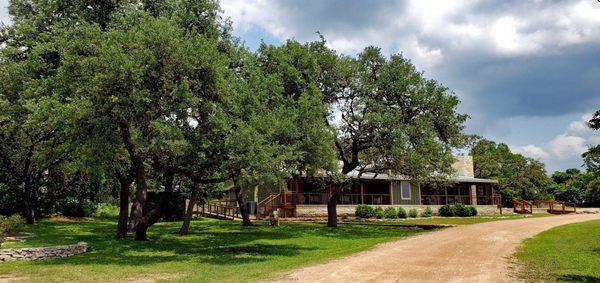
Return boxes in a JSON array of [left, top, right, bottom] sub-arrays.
[[1, 0, 599, 173]]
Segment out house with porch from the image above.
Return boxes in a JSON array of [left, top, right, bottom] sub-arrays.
[[256, 155, 500, 218]]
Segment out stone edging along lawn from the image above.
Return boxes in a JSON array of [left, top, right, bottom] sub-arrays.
[[0, 242, 88, 262]]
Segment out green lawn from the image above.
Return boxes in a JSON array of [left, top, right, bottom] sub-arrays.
[[0, 218, 424, 282], [514, 220, 600, 282]]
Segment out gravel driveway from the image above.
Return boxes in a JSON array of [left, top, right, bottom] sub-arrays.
[[276, 213, 600, 283]]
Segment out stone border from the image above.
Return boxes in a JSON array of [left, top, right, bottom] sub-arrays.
[[0, 242, 88, 262]]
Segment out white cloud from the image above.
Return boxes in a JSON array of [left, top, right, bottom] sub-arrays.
[[511, 113, 600, 171]]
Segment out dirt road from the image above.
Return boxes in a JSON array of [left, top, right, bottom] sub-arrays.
[[277, 214, 600, 283]]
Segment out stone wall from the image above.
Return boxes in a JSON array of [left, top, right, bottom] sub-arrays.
[[0, 242, 88, 262], [294, 204, 499, 217]]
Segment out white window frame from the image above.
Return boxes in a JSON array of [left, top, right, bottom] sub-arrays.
[[401, 181, 411, 200]]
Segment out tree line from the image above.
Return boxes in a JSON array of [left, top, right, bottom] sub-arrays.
[[471, 110, 600, 207], [0, 0, 468, 240], [2, 0, 596, 241]]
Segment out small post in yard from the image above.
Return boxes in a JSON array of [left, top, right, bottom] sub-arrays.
[[562, 202, 566, 213]]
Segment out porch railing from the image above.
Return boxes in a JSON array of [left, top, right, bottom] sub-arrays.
[[282, 192, 391, 205], [420, 195, 472, 205]]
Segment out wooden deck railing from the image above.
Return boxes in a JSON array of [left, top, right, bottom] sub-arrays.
[[513, 199, 533, 214], [200, 202, 240, 220]]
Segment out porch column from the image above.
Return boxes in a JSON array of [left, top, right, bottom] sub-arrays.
[[360, 183, 364, 204], [470, 184, 477, 205], [388, 181, 393, 205]]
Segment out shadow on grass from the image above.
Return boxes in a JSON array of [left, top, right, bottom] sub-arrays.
[[556, 274, 600, 282], [15, 218, 413, 268]]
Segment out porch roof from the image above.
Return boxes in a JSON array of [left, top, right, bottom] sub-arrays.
[[299, 171, 498, 184]]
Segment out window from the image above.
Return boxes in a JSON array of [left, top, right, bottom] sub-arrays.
[[401, 181, 411, 200]]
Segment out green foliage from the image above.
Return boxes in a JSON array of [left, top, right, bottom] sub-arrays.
[[53, 199, 97, 217], [439, 204, 476, 217], [0, 214, 25, 245], [355, 204, 375, 219], [438, 204, 456, 217], [93, 204, 120, 219], [421, 207, 433, 217], [471, 139, 551, 206], [397, 207, 408, 218], [383, 207, 397, 219], [374, 207, 384, 219], [408, 208, 418, 218], [454, 204, 470, 217], [468, 206, 478, 217], [341, 213, 349, 221]]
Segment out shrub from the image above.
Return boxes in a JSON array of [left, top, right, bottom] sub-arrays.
[[439, 204, 457, 217], [468, 206, 478, 217], [93, 203, 119, 218], [397, 207, 407, 218], [421, 207, 433, 217], [341, 213, 349, 221], [355, 204, 375, 219], [0, 214, 25, 246], [383, 207, 397, 219], [454, 204, 471, 217], [439, 204, 477, 217], [374, 207, 384, 219], [408, 208, 418, 218], [54, 199, 97, 217]]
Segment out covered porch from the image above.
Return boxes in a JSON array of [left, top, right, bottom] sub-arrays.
[[285, 178, 394, 205]]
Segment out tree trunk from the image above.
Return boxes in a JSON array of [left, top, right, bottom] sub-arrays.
[[23, 198, 35, 225], [116, 177, 132, 239], [326, 191, 338, 227], [179, 185, 200, 235], [234, 183, 252, 226], [128, 161, 148, 231], [130, 171, 174, 241]]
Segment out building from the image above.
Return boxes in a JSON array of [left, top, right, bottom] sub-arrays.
[[256, 155, 500, 217]]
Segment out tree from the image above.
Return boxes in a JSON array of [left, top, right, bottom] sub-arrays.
[[471, 139, 551, 205], [219, 46, 335, 226], [259, 41, 469, 227], [583, 110, 600, 174]]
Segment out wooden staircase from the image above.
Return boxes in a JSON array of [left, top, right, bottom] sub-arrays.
[[255, 192, 297, 219], [256, 193, 281, 220]]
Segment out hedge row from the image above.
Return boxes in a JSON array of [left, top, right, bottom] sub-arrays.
[[355, 205, 437, 219], [355, 204, 478, 218], [438, 204, 478, 217]]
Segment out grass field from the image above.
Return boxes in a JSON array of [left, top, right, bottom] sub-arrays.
[[0, 218, 425, 282], [515, 220, 600, 282]]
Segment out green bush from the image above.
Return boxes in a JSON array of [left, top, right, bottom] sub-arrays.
[[93, 203, 119, 218], [341, 213, 349, 221], [438, 204, 477, 217], [0, 214, 25, 246], [383, 207, 397, 219], [397, 207, 407, 218], [468, 206, 478, 216], [355, 204, 375, 219], [421, 207, 433, 217], [454, 204, 471, 217], [408, 208, 418, 218], [54, 199, 97, 217], [374, 207, 384, 219], [438, 204, 457, 217]]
